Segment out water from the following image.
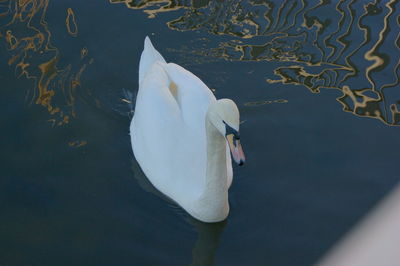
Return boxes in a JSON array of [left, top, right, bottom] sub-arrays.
[[1, 0, 399, 265]]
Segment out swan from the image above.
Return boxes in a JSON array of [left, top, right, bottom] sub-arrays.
[[130, 37, 245, 223]]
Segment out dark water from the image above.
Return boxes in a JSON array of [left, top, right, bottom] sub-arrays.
[[1, 0, 399, 265]]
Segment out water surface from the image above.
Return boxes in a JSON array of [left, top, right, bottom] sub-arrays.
[[1, 1, 400, 265]]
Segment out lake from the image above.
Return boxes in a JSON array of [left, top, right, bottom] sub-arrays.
[[1, 0, 399, 265]]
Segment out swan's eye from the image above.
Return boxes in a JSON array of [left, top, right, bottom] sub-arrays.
[[223, 121, 240, 139]]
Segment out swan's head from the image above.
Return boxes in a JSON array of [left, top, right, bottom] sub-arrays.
[[208, 99, 245, 165]]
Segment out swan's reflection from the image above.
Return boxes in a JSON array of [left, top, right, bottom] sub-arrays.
[[188, 217, 226, 266], [130, 158, 226, 266]]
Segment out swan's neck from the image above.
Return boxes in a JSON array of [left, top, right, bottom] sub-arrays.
[[195, 115, 229, 222]]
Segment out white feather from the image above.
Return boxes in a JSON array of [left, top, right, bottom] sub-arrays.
[[130, 37, 240, 222]]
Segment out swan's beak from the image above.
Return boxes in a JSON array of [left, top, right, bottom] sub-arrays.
[[226, 134, 245, 166]]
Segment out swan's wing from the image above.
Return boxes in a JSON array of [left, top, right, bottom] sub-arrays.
[[136, 62, 181, 126], [135, 38, 181, 141], [139, 36, 166, 84], [139, 37, 215, 129], [164, 63, 216, 130], [132, 62, 184, 183]]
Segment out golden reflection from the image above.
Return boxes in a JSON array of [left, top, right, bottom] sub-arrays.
[[109, 0, 184, 18], [267, 65, 351, 93], [111, 0, 400, 126], [68, 140, 88, 148], [244, 99, 288, 106], [337, 86, 386, 124], [0, 0, 92, 126], [66, 8, 78, 37]]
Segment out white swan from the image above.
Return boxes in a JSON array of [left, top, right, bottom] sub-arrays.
[[130, 37, 245, 223]]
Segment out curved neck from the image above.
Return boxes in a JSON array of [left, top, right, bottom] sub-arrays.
[[195, 114, 229, 222], [205, 117, 228, 192]]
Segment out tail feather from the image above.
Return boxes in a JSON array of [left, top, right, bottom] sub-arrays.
[[139, 36, 166, 84]]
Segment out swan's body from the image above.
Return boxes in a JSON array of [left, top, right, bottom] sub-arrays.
[[130, 37, 244, 222]]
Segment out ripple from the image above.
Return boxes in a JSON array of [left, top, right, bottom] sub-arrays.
[[244, 99, 288, 106], [0, 0, 92, 126], [66, 8, 78, 37], [111, 0, 400, 126]]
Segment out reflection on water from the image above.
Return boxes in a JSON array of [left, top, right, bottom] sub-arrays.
[[244, 98, 288, 106], [66, 7, 78, 37], [110, 0, 186, 18], [0, 0, 92, 126], [189, 218, 226, 266], [68, 140, 87, 148], [131, 158, 226, 266], [2, 0, 398, 126], [111, 0, 400, 126]]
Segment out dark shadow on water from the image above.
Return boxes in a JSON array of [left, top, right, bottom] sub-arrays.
[[130, 158, 227, 266], [189, 218, 227, 266]]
